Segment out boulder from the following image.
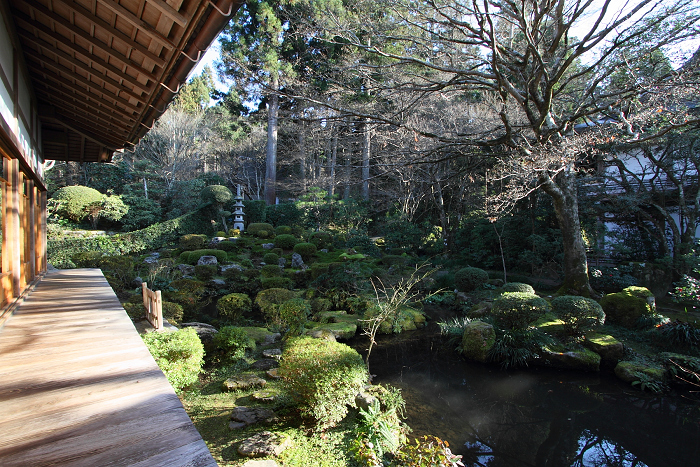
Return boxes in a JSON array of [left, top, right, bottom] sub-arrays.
[[131, 276, 144, 288], [291, 253, 305, 269], [262, 243, 275, 249], [583, 333, 624, 367], [209, 279, 227, 288], [305, 328, 337, 342], [600, 286, 654, 328], [266, 368, 281, 379], [177, 264, 195, 276], [355, 390, 377, 411], [180, 322, 217, 343], [209, 236, 227, 245], [541, 349, 601, 372], [461, 320, 496, 362], [197, 255, 218, 266], [144, 256, 159, 265], [251, 390, 277, 402], [614, 361, 665, 384], [229, 408, 277, 430], [221, 263, 244, 273], [237, 431, 291, 457], [222, 374, 267, 392], [278, 257, 287, 268], [252, 359, 279, 370], [262, 348, 282, 360]]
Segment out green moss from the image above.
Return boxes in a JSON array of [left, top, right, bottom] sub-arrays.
[[587, 332, 620, 346], [306, 321, 359, 340], [600, 287, 654, 328], [614, 361, 664, 383], [461, 320, 496, 362], [533, 311, 567, 334], [239, 326, 279, 345]]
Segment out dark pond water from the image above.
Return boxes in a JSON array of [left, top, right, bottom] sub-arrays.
[[350, 329, 700, 467]]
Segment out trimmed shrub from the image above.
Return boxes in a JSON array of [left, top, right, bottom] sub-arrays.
[[71, 251, 103, 268], [551, 295, 605, 335], [293, 242, 317, 261], [263, 252, 280, 264], [216, 240, 239, 252], [274, 234, 298, 250], [142, 328, 204, 393], [275, 225, 293, 235], [502, 282, 535, 294], [261, 276, 293, 290], [454, 267, 489, 292], [162, 301, 184, 325], [255, 288, 296, 315], [217, 293, 253, 322], [261, 264, 283, 278], [243, 200, 267, 224], [271, 298, 311, 334], [212, 326, 255, 360], [310, 231, 333, 249], [179, 249, 227, 265], [200, 185, 233, 205], [491, 292, 550, 330], [600, 286, 654, 328], [51, 185, 103, 222], [194, 264, 217, 281], [278, 336, 368, 428], [248, 223, 275, 238], [179, 234, 207, 251]]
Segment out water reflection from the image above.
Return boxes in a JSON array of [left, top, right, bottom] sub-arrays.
[[351, 331, 700, 467]]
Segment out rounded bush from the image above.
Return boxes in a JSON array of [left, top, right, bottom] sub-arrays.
[[217, 293, 252, 321], [51, 185, 103, 222], [454, 267, 489, 292], [212, 326, 254, 360], [248, 223, 275, 238], [142, 328, 204, 393], [275, 225, 293, 235], [162, 301, 184, 325], [261, 276, 293, 290], [551, 295, 605, 335], [502, 282, 535, 294], [217, 241, 239, 252], [293, 242, 318, 261], [274, 234, 298, 250], [273, 298, 311, 334], [255, 288, 296, 315], [263, 252, 280, 265], [278, 336, 368, 428], [492, 292, 550, 330], [261, 264, 283, 278], [200, 185, 233, 205], [179, 234, 207, 251], [194, 264, 217, 281], [310, 231, 332, 249]]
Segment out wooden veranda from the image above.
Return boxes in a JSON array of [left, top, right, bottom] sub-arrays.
[[0, 268, 217, 467]]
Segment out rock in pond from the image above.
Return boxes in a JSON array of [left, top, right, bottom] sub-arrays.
[[583, 333, 623, 367], [541, 348, 601, 372], [614, 361, 665, 384], [262, 348, 282, 360], [461, 320, 495, 363], [229, 407, 277, 430], [222, 374, 267, 392], [238, 431, 291, 457]]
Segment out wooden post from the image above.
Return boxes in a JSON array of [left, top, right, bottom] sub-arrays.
[[155, 290, 163, 331], [8, 159, 20, 297], [28, 179, 35, 281], [141, 281, 163, 331]]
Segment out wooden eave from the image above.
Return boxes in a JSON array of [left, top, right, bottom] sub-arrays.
[[7, 0, 242, 163]]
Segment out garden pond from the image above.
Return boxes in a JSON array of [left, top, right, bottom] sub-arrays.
[[350, 328, 700, 467]]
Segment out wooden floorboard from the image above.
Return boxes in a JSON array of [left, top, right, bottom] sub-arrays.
[[0, 269, 218, 467]]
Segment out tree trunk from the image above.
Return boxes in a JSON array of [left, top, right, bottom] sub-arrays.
[[264, 75, 279, 205], [343, 146, 351, 200], [539, 170, 598, 297], [361, 118, 371, 200], [329, 126, 338, 197], [299, 124, 307, 193]]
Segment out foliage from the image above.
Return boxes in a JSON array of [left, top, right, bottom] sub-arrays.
[[310, 231, 333, 249], [180, 234, 208, 251], [268, 297, 311, 335], [216, 240, 239, 252], [142, 328, 204, 393], [438, 316, 473, 349], [211, 325, 255, 361], [85, 195, 129, 229], [670, 274, 700, 308], [589, 266, 639, 293], [353, 398, 406, 463], [263, 252, 280, 264], [50, 185, 104, 223], [652, 320, 700, 350], [216, 293, 252, 322], [393, 436, 464, 467], [248, 222, 275, 238], [278, 336, 368, 429], [200, 184, 233, 205], [491, 292, 550, 330], [178, 249, 227, 265], [274, 234, 299, 249], [502, 282, 535, 294], [344, 229, 381, 257], [550, 296, 606, 335], [383, 215, 425, 254], [261, 276, 294, 289], [243, 200, 267, 223], [255, 287, 296, 315], [161, 301, 184, 325], [454, 267, 489, 292], [631, 373, 668, 393], [120, 194, 163, 231], [487, 328, 553, 369], [266, 203, 303, 227], [293, 242, 318, 261], [99, 255, 135, 291], [71, 251, 103, 268], [194, 264, 217, 281]]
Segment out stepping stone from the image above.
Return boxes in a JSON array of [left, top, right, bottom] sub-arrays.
[[266, 368, 281, 380], [222, 374, 267, 392], [262, 348, 282, 360], [238, 431, 291, 458], [252, 390, 276, 402], [252, 359, 279, 370], [229, 406, 277, 429], [242, 461, 280, 467]]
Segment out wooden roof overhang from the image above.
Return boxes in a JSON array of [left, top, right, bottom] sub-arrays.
[[8, 0, 242, 163]]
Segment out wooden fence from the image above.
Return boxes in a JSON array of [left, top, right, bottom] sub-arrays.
[[141, 282, 163, 331]]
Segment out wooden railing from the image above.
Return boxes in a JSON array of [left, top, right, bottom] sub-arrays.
[[141, 282, 163, 331]]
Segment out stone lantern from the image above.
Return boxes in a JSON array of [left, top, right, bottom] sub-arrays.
[[232, 184, 245, 232]]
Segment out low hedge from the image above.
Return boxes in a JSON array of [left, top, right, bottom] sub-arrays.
[[142, 328, 204, 393]]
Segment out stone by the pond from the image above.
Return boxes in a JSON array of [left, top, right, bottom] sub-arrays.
[[583, 333, 623, 366], [262, 348, 282, 360], [291, 252, 305, 268], [242, 461, 280, 467], [252, 390, 277, 402], [306, 322, 357, 340], [222, 374, 267, 392], [180, 322, 217, 343], [237, 431, 291, 458], [252, 359, 279, 370], [461, 320, 495, 363], [266, 368, 281, 379], [197, 255, 218, 266], [614, 361, 665, 384], [229, 407, 277, 429], [541, 348, 601, 372], [305, 328, 337, 341], [355, 390, 377, 411]]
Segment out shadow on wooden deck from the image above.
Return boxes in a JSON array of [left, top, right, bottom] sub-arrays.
[[0, 269, 217, 467]]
